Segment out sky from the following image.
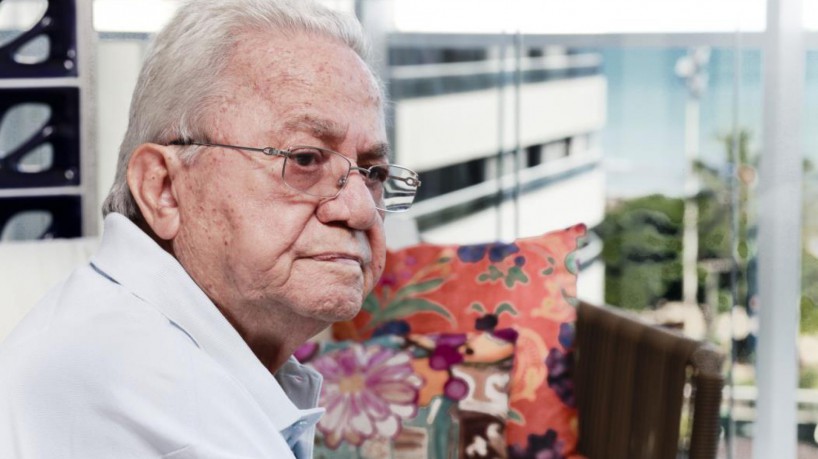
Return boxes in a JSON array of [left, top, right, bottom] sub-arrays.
[[85, 0, 814, 35], [393, 0, 768, 34], [6, 0, 818, 34]]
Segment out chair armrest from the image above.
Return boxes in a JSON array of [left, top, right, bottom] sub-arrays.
[[574, 301, 724, 459]]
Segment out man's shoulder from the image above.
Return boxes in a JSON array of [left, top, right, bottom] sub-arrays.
[[0, 262, 295, 457], [0, 263, 199, 389]]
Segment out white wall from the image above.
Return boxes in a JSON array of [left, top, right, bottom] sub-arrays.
[[95, 39, 145, 232], [420, 165, 605, 244], [0, 238, 99, 341], [394, 76, 607, 170]]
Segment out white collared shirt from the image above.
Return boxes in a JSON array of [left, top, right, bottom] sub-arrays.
[[0, 213, 324, 458]]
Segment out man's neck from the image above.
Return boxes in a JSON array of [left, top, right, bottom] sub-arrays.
[[216, 303, 327, 372]]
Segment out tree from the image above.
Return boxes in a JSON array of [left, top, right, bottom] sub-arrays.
[[598, 195, 683, 310]]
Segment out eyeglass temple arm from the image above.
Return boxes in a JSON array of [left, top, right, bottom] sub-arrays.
[[167, 140, 285, 157], [168, 140, 420, 187], [393, 175, 421, 187], [350, 165, 421, 188]]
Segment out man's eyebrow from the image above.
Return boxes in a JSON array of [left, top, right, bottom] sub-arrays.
[[358, 143, 391, 163], [283, 114, 347, 143], [282, 113, 391, 161]]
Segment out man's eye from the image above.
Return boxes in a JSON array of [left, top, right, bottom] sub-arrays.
[[289, 150, 323, 167], [366, 166, 390, 183]]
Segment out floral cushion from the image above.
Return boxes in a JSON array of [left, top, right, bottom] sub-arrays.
[[295, 329, 517, 458], [333, 224, 587, 458]]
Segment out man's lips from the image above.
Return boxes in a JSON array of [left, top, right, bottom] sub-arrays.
[[309, 253, 365, 267]]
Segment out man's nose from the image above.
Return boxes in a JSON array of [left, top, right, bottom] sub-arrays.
[[316, 172, 381, 229]]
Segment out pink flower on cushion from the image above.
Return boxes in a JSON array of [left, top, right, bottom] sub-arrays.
[[379, 273, 398, 288], [311, 344, 423, 449]]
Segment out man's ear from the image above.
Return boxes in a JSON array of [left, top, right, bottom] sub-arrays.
[[127, 143, 182, 241]]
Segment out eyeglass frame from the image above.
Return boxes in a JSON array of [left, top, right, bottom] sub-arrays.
[[167, 140, 421, 212]]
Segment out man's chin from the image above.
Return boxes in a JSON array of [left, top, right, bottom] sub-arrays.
[[302, 295, 363, 324]]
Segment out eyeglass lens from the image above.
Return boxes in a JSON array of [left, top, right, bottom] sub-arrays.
[[282, 147, 419, 212]]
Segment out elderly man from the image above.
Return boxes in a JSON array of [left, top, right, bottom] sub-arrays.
[[0, 0, 420, 457]]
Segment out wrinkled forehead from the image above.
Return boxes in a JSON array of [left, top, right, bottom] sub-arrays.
[[230, 30, 383, 107], [209, 31, 384, 141], [202, 30, 387, 158]]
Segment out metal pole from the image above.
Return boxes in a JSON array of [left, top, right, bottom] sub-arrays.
[[496, 35, 507, 241], [513, 31, 523, 239], [754, 0, 803, 456], [77, 0, 98, 235], [682, 92, 700, 306], [676, 47, 708, 308], [725, 32, 744, 459]]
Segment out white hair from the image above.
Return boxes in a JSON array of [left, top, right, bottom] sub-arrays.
[[101, 0, 379, 220]]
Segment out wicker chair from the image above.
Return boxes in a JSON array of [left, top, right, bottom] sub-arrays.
[[574, 301, 725, 459]]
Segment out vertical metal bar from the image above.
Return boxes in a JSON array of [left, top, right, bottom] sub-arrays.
[[754, 0, 803, 456], [725, 31, 743, 459], [496, 35, 507, 241], [682, 85, 700, 306], [513, 31, 523, 239], [355, 0, 395, 154], [77, 0, 97, 235]]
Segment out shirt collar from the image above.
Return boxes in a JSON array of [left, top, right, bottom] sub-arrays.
[[90, 213, 324, 433]]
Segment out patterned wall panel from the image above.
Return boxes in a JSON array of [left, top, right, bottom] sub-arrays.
[[0, 196, 82, 239], [0, 87, 80, 188], [0, 0, 77, 78], [0, 0, 90, 241]]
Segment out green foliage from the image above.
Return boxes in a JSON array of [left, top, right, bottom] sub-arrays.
[[495, 302, 518, 317], [392, 278, 445, 302], [717, 290, 732, 314], [477, 264, 528, 288], [598, 195, 684, 310], [599, 189, 741, 311], [801, 251, 818, 334], [366, 298, 454, 329], [601, 128, 758, 312], [601, 128, 818, 325], [508, 408, 523, 424], [504, 266, 529, 288], [478, 265, 504, 282], [365, 278, 453, 330], [800, 365, 818, 389]]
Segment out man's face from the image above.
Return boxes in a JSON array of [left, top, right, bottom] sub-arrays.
[[170, 31, 388, 330]]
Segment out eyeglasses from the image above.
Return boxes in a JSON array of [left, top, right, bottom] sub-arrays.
[[169, 140, 421, 212]]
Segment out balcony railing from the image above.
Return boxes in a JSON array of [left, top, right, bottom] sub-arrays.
[[389, 52, 602, 99]]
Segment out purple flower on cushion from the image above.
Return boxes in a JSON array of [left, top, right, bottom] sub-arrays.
[[379, 273, 398, 288], [558, 322, 574, 349], [372, 320, 411, 337], [294, 342, 319, 363], [458, 242, 520, 263], [310, 344, 422, 449], [457, 244, 488, 263], [421, 334, 475, 402], [429, 334, 467, 370], [475, 314, 499, 331], [429, 344, 464, 370], [488, 243, 520, 262], [493, 328, 519, 343], [545, 347, 575, 407], [474, 314, 518, 343], [514, 255, 526, 267], [443, 376, 469, 401], [509, 430, 566, 459], [436, 333, 468, 349]]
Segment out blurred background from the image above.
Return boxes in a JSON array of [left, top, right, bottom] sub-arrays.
[[0, 0, 814, 456]]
